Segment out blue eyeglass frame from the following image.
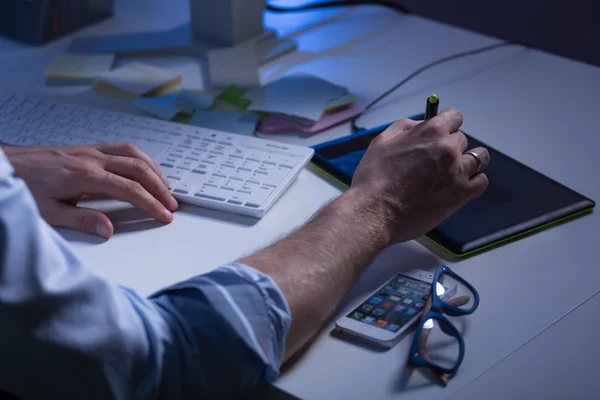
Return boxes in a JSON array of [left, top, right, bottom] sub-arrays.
[[407, 264, 480, 376]]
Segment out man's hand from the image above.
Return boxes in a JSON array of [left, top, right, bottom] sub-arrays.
[[239, 108, 489, 361], [351, 108, 490, 244], [3, 142, 178, 239]]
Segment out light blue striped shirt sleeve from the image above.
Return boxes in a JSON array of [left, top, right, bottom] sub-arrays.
[[0, 148, 291, 400]]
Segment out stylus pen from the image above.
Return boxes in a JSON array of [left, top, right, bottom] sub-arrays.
[[425, 94, 439, 120]]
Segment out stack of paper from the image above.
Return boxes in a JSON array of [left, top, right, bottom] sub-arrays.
[[45, 54, 115, 85], [93, 63, 182, 100], [242, 75, 364, 135]]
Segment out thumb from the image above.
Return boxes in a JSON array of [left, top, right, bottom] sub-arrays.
[[45, 202, 115, 239]]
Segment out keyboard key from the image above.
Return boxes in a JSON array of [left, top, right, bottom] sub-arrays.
[[221, 179, 241, 191], [53, 124, 72, 134], [172, 181, 195, 195], [167, 168, 188, 181], [238, 182, 258, 194], [245, 186, 274, 208], [254, 165, 274, 175], [54, 103, 74, 114], [70, 127, 87, 137], [205, 175, 225, 187], [279, 158, 299, 168], [263, 167, 290, 188], [71, 117, 88, 128], [221, 157, 241, 169], [229, 169, 250, 181], [204, 154, 220, 163], [3, 125, 22, 136], [55, 115, 73, 124], [88, 109, 104, 119], [261, 154, 282, 165], [32, 131, 53, 141], [14, 137, 35, 146], [239, 160, 259, 171], [24, 120, 41, 129], [102, 112, 120, 122], [230, 148, 246, 158], [179, 160, 194, 169], [73, 107, 92, 118], [227, 192, 250, 205], [18, 128, 37, 138], [246, 151, 262, 162], [246, 173, 262, 184], [195, 186, 230, 201], [11, 116, 27, 125]]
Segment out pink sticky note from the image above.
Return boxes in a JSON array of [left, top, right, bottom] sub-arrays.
[[258, 104, 364, 135]]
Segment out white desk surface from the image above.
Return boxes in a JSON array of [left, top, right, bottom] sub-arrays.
[[1, 1, 599, 399]]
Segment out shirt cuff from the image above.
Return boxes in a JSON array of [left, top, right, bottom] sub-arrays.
[[150, 263, 291, 382]]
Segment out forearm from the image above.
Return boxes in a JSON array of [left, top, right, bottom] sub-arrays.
[[238, 188, 395, 359], [0, 150, 287, 398]]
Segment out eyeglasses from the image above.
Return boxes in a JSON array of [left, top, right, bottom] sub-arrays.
[[406, 264, 479, 386]]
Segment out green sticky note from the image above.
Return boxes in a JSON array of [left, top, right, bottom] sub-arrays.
[[216, 85, 252, 110], [324, 94, 356, 112]]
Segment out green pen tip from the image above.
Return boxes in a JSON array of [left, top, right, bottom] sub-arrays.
[[428, 94, 439, 104]]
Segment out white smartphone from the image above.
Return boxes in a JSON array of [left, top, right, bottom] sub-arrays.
[[335, 269, 434, 348]]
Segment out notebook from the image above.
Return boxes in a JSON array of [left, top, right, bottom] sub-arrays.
[[311, 119, 595, 258]]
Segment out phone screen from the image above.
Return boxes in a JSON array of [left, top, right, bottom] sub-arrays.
[[347, 274, 432, 333]]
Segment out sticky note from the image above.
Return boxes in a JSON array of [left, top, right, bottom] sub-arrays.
[[188, 110, 259, 136], [244, 74, 348, 121], [258, 104, 364, 135], [175, 90, 214, 110], [207, 44, 261, 90], [133, 94, 182, 120], [216, 85, 252, 110], [44, 54, 115, 85], [93, 63, 181, 99]]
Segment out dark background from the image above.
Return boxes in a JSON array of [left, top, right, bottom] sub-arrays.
[[392, 0, 600, 67]]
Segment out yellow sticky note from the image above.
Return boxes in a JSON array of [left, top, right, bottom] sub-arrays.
[[93, 63, 182, 100], [44, 54, 116, 85]]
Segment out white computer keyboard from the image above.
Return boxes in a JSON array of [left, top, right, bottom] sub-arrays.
[[0, 93, 314, 218]]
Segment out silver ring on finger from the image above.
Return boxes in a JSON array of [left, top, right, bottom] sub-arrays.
[[463, 150, 482, 174]]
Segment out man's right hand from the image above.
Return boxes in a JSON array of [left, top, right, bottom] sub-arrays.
[[350, 108, 490, 244], [3, 142, 178, 239]]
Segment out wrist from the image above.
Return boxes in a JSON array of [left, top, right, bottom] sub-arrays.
[[337, 187, 397, 249]]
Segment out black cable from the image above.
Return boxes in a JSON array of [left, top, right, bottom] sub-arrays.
[[266, 0, 411, 14], [350, 41, 522, 132]]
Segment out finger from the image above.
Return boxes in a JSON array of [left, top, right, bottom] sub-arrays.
[[95, 142, 169, 187], [378, 118, 420, 141], [467, 172, 489, 198], [103, 155, 178, 212], [461, 147, 490, 177], [44, 202, 115, 239], [423, 108, 464, 135], [445, 130, 468, 154], [82, 171, 174, 224]]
